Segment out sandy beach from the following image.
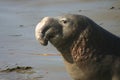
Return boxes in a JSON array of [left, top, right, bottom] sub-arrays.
[[0, 0, 120, 80]]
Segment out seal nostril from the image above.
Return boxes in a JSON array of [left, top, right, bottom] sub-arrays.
[[41, 26, 49, 34], [40, 33, 44, 38]]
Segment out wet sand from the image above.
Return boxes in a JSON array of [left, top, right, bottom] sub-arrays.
[[0, 0, 120, 80]]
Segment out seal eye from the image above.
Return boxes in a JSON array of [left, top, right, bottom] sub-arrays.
[[62, 20, 67, 24], [60, 18, 70, 25]]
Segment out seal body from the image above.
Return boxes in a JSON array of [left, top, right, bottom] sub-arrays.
[[35, 14, 120, 80]]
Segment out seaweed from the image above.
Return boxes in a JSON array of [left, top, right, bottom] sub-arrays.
[[0, 66, 34, 74]]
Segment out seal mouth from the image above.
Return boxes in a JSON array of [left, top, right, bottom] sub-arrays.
[[39, 39, 48, 46], [38, 33, 48, 46]]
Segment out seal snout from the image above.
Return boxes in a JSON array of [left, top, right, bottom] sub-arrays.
[[35, 17, 57, 46]]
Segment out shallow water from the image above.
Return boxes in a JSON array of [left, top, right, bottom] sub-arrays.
[[0, 0, 120, 80]]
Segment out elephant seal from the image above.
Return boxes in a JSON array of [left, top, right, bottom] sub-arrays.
[[35, 14, 120, 80]]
